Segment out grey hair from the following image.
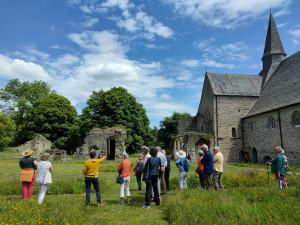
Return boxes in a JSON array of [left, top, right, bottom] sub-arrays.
[[213, 146, 221, 152], [200, 144, 209, 151]]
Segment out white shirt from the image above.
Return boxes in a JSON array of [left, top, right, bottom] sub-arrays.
[[157, 151, 167, 167], [36, 161, 52, 184]]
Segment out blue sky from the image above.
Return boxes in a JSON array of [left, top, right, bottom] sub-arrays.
[[0, 0, 299, 127]]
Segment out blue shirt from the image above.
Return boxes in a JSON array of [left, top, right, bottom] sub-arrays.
[[176, 157, 190, 172], [201, 150, 214, 174]]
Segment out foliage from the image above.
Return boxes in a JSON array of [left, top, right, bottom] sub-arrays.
[[0, 113, 16, 150], [27, 93, 77, 151], [158, 112, 192, 151], [0, 79, 52, 144], [82, 87, 151, 153]]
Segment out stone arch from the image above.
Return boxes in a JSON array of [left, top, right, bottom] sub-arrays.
[[263, 155, 272, 163], [195, 138, 210, 152]]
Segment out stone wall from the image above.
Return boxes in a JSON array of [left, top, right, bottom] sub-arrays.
[[16, 134, 52, 157], [216, 96, 258, 162], [243, 104, 300, 165]]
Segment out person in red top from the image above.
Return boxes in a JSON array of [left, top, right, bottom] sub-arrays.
[[196, 150, 205, 189], [118, 152, 131, 205]]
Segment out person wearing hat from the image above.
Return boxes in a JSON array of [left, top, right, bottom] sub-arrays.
[[175, 150, 190, 190], [36, 153, 52, 204], [134, 153, 144, 191], [83, 151, 106, 207], [196, 150, 205, 189], [118, 152, 131, 205], [19, 149, 38, 200]]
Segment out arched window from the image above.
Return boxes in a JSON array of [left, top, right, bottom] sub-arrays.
[[292, 111, 300, 127], [232, 127, 237, 138], [267, 116, 276, 129]]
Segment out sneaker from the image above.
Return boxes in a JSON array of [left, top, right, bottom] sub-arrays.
[[120, 200, 124, 205], [126, 197, 130, 204], [142, 205, 150, 209]]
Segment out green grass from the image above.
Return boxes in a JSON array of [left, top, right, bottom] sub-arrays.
[[0, 152, 300, 225]]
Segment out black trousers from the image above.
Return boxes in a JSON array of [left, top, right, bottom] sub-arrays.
[[204, 172, 213, 190], [145, 175, 160, 206], [165, 168, 170, 191], [136, 173, 142, 190]]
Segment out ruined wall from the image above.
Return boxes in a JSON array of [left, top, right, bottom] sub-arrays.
[[16, 134, 52, 157], [243, 104, 300, 165]]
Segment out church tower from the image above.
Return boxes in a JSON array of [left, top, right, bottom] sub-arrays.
[[260, 13, 286, 87]]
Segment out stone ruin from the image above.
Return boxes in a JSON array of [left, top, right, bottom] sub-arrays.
[[16, 134, 52, 157], [74, 127, 127, 160]]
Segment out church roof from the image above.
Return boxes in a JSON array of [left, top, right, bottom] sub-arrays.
[[206, 72, 262, 96], [263, 13, 286, 58], [245, 51, 300, 117]]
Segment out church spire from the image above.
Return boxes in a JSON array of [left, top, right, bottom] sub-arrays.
[[260, 13, 286, 87]]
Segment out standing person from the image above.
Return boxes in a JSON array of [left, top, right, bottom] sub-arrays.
[[200, 144, 214, 190], [271, 146, 286, 190], [163, 150, 171, 192], [196, 150, 205, 189], [213, 147, 224, 191], [142, 146, 150, 167], [134, 154, 144, 191], [19, 149, 38, 200], [83, 151, 106, 207], [143, 147, 161, 209], [157, 146, 167, 195], [118, 153, 131, 205], [175, 150, 190, 191], [36, 153, 52, 204]]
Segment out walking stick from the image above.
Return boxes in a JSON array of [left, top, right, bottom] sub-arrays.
[[266, 162, 270, 190]]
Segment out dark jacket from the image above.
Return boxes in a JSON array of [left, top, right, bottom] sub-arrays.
[[19, 157, 36, 169], [143, 156, 161, 180], [201, 150, 214, 174], [165, 156, 171, 172]]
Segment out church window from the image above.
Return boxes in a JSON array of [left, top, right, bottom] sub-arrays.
[[232, 127, 237, 138], [267, 116, 276, 129], [292, 111, 300, 128]]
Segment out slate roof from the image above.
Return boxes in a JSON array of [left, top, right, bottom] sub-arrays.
[[245, 51, 300, 117], [206, 72, 262, 97], [263, 14, 286, 58]]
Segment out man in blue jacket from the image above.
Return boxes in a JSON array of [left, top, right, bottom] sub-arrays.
[[200, 144, 214, 190]]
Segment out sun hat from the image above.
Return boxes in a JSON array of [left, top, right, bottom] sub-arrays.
[[22, 149, 33, 157], [176, 150, 187, 158]]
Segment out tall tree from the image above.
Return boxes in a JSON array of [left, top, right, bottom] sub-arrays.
[[0, 79, 52, 144], [28, 93, 77, 151], [82, 87, 151, 153], [0, 113, 16, 150], [158, 112, 192, 151]]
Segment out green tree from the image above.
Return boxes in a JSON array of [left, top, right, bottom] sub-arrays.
[[0, 113, 16, 150], [0, 79, 52, 144], [82, 87, 151, 153], [28, 93, 77, 151], [158, 112, 192, 151]]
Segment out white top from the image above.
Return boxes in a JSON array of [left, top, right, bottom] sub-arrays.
[[36, 161, 52, 184], [157, 151, 168, 167]]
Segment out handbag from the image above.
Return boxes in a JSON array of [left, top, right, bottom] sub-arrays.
[[116, 176, 124, 184]]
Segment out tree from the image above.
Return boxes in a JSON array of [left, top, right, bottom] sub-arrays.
[[0, 79, 52, 144], [82, 87, 151, 153], [28, 93, 77, 151], [158, 112, 192, 151], [0, 113, 16, 150]]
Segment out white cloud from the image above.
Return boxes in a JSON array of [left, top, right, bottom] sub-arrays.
[[290, 25, 300, 37], [0, 55, 51, 81], [163, 0, 292, 29], [180, 59, 200, 68], [81, 17, 99, 28], [201, 60, 235, 69]]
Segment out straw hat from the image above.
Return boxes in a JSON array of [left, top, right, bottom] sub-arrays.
[[176, 150, 186, 158], [22, 149, 33, 157]]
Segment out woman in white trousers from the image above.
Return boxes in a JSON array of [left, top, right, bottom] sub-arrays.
[[36, 153, 52, 204]]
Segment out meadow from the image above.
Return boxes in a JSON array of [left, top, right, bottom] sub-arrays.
[[0, 152, 300, 225]]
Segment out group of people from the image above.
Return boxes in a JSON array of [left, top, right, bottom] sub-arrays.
[[18, 143, 287, 207]]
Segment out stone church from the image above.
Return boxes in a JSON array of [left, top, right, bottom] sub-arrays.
[[174, 14, 300, 165]]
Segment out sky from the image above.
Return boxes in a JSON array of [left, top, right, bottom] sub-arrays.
[[0, 0, 299, 127]]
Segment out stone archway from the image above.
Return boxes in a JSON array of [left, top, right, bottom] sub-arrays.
[[195, 138, 211, 152]]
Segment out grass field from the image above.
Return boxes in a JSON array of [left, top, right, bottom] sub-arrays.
[[0, 152, 300, 225]]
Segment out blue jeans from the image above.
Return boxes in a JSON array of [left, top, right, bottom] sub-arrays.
[[136, 173, 142, 190], [85, 177, 101, 205]]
